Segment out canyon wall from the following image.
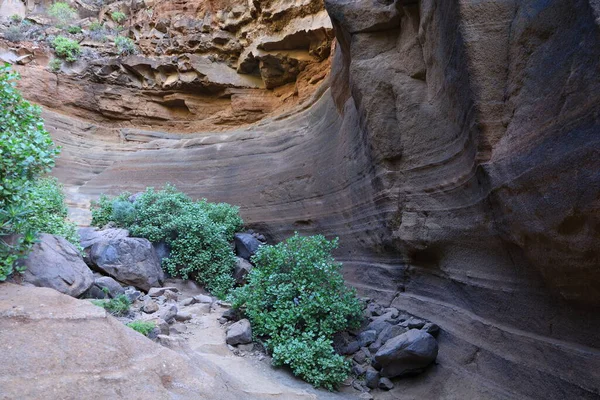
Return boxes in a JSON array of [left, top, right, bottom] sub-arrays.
[[6, 0, 600, 399]]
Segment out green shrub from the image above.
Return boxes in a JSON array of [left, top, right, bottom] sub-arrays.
[[10, 14, 22, 23], [27, 177, 79, 248], [67, 25, 82, 34], [89, 21, 103, 31], [0, 65, 60, 280], [114, 35, 135, 56], [90, 185, 243, 298], [49, 58, 62, 72], [229, 234, 362, 390], [110, 11, 126, 24], [4, 26, 24, 42], [48, 2, 77, 27], [127, 320, 155, 336], [52, 36, 81, 62], [91, 294, 131, 315]]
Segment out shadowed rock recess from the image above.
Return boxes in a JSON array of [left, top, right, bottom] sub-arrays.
[[6, 0, 600, 399]]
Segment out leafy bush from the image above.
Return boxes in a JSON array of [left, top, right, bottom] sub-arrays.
[[27, 177, 79, 247], [49, 58, 62, 72], [90, 185, 243, 298], [67, 25, 82, 34], [111, 11, 126, 24], [229, 234, 362, 390], [91, 294, 131, 315], [10, 14, 22, 23], [4, 26, 24, 42], [0, 65, 60, 280], [48, 2, 77, 27], [52, 35, 81, 62], [114, 35, 135, 55], [127, 320, 155, 336]]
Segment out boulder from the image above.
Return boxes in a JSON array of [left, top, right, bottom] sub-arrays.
[[374, 329, 438, 378], [0, 284, 237, 399], [233, 233, 261, 260], [149, 287, 179, 297], [89, 237, 164, 291], [226, 319, 252, 345], [142, 299, 159, 314], [193, 294, 213, 304], [365, 367, 380, 389], [378, 377, 394, 391], [84, 276, 125, 299], [233, 257, 252, 285], [79, 228, 129, 265], [369, 325, 408, 352], [358, 330, 377, 347], [161, 305, 178, 323], [18, 234, 93, 298]]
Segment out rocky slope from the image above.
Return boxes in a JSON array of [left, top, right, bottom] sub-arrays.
[[2, 0, 600, 399]]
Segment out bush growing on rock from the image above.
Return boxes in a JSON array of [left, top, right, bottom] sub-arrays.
[[47, 2, 77, 27], [229, 233, 362, 390], [111, 11, 127, 24], [90, 185, 244, 298], [114, 36, 136, 56], [0, 65, 68, 280], [127, 320, 155, 336], [91, 294, 131, 315], [52, 36, 81, 62]]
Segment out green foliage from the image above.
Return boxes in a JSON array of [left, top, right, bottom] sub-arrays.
[[48, 2, 77, 27], [110, 11, 127, 24], [10, 14, 22, 23], [127, 320, 155, 336], [114, 35, 135, 56], [49, 58, 62, 72], [27, 177, 79, 248], [52, 36, 81, 62], [89, 21, 103, 31], [229, 234, 362, 390], [90, 185, 243, 298], [67, 25, 82, 34], [91, 294, 131, 315], [0, 65, 60, 280], [4, 26, 24, 42]]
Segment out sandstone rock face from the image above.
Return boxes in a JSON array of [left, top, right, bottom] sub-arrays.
[[89, 237, 164, 291], [7, 0, 600, 399], [18, 234, 94, 297], [0, 283, 244, 399]]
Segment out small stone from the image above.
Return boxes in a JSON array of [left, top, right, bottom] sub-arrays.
[[161, 305, 178, 324], [366, 302, 383, 317], [342, 340, 361, 355], [154, 318, 169, 335], [226, 319, 252, 345], [142, 299, 159, 314], [358, 330, 377, 347], [222, 308, 238, 321], [148, 287, 179, 297], [164, 290, 179, 302], [237, 343, 254, 352], [383, 307, 399, 319], [124, 287, 141, 302], [352, 364, 366, 376], [193, 294, 213, 304], [365, 367, 380, 389], [180, 297, 197, 306], [352, 380, 368, 392], [218, 317, 228, 324], [406, 318, 425, 329], [175, 312, 192, 322], [378, 377, 394, 390], [422, 322, 440, 336], [353, 349, 367, 364]]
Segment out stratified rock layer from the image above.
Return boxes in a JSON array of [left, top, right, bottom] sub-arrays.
[[8, 0, 600, 399]]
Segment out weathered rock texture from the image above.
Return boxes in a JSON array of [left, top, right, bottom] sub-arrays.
[[6, 0, 600, 399], [0, 283, 304, 399]]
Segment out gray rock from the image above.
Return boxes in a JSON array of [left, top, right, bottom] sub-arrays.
[[374, 329, 438, 378], [142, 299, 159, 314], [233, 233, 261, 260], [342, 340, 361, 355], [352, 380, 368, 392], [352, 364, 366, 376], [19, 234, 94, 298], [161, 305, 178, 324], [148, 287, 179, 297], [365, 367, 380, 389], [154, 318, 169, 335], [370, 325, 408, 352], [170, 323, 188, 334], [422, 322, 440, 336], [378, 377, 394, 390], [124, 287, 141, 302], [78, 228, 129, 257], [96, 276, 125, 297], [152, 241, 170, 265], [222, 308, 238, 321], [238, 343, 254, 352], [164, 290, 179, 302], [366, 302, 383, 317], [353, 349, 367, 364], [180, 297, 196, 306], [226, 319, 252, 345], [218, 317, 228, 324], [193, 294, 213, 304], [367, 313, 395, 335], [175, 312, 192, 322], [233, 257, 253, 285], [90, 237, 164, 291], [358, 330, 378, 347]]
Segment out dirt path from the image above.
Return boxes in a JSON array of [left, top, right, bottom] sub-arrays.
[[160, 279, 361, 400]]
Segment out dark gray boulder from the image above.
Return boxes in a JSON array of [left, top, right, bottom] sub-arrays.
[[233, 233, 261, 260], [226, 319, 252, 345], [78, 228, 129, 266], [233, 257, 253, 285], [84, 276, 125, 299], [374, 329, 438, 378], [89, 237, 164, 291], [19, 234, 94, 297]]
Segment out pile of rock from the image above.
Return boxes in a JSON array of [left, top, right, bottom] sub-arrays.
[[338, 299, 440, 396]]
